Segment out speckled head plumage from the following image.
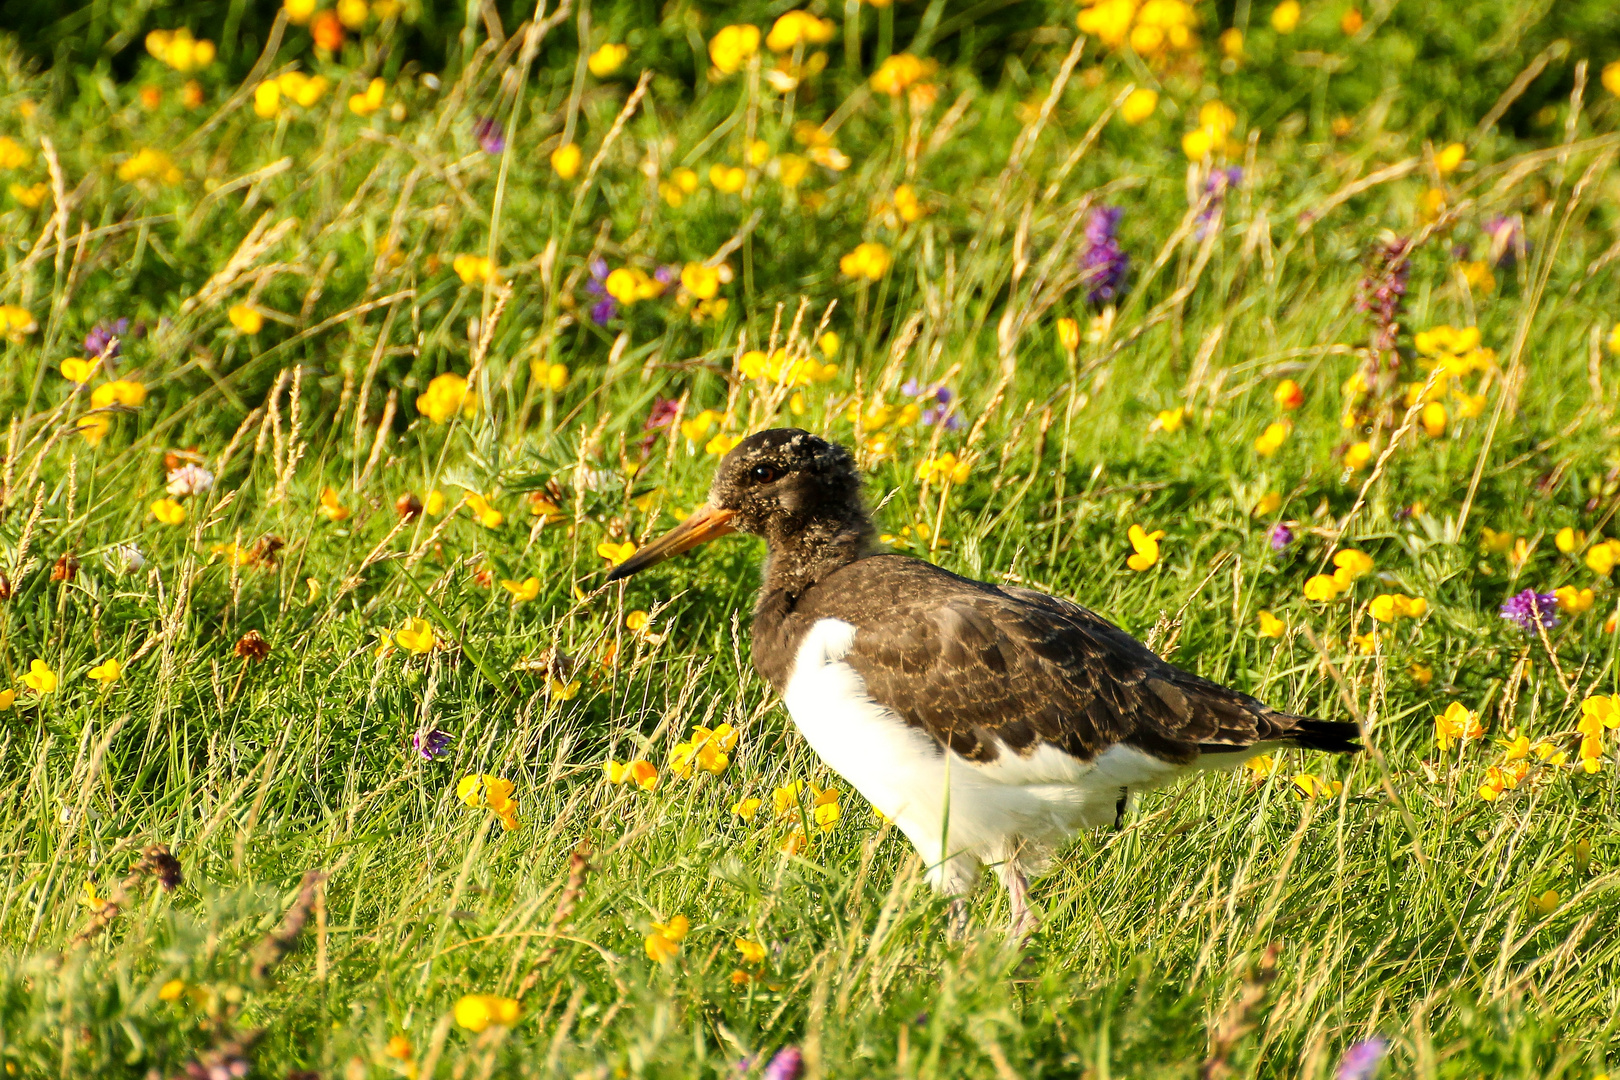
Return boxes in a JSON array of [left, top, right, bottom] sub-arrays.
[[707, 429, 867, 542], [604, 428, 873, 586]]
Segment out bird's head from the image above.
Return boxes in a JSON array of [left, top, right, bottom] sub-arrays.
[[606, 428, 867, 583]]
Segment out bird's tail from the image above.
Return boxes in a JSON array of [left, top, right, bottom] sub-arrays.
[[1282, 714, 1362, 754]]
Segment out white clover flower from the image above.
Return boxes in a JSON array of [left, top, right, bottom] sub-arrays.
[[166, 463, 215, 496]]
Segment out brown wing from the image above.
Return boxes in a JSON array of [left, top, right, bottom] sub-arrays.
[[796, 555, 1323, 765]]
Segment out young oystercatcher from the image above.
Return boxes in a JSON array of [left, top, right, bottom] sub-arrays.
[[608, 429, 1359, 935]]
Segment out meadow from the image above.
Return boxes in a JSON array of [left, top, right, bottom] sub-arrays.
[[2, 0, 1620, 1075]]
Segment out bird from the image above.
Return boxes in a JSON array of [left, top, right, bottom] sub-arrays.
[[608, 428, 1359, 936]]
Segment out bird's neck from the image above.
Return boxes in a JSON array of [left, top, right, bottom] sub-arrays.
[[760, 508, 874, 600]]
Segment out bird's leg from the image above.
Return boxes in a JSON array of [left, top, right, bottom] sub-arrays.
[[946, 897, 971, 941], [998, 861, 1038, 941]]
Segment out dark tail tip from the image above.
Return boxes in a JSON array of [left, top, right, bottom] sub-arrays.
[[1288, 716, 1362, 754]]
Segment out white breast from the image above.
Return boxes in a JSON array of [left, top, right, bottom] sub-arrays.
[[780, 618, 1187, 894]]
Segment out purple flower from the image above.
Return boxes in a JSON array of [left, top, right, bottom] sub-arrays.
[[1336, 1037, 1388, 1080], [84, 317, 134, 360], [1195, 167, 1242, 236], [473, 116, 506, 155], [1079, 206, 1129, 305], [654, 264, 679, 287], [584, 257, 618, 325], [412, 729, 453, 760], [1268, 523, 1294, 551], [1483, 215, 1523, 268], [638, 397, 682, 450], [762, 1047, 802, 1080], [1355, 237, 1411, 354], [1499, 589, 1558, 633]]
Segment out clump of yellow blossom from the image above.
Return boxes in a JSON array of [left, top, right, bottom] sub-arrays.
[[416, 371, 477, 424], [605, 758, 660, 791], [1120, 88, 1158, 125], [645, 915, 689, 962], [709, 25, 761, 75], [598, 539, 637, 566], [870, 54, 936, 97], [117, 148, 182, 185], [604, 266, 668, 303], [916, 452, 970, 486], [1183, 101, 1238, 160], [451, 254, 495, 286], [1254, 419, 1291, 457], [1126, 524, 1164, 571], [21, 659, 57, 695], [0, 137, 32, 170], [1257, 611, 1285, 638], [456, 774, 521, 831], [348, 78, 386, 117], [391, 617, 436, 655], [146, 28, 216, 72], [9, 182, 49, 208], [1369, 593, 1427, 622], [88, 659, 121, 685], [659, 166, 700, 206], [840, 242, 891, 281], [1292, 773, 1343, 798], [1270, 1, 1300, 32], [587, 43, 629, 77], [228, 304, 263, 334], [454, 994, 523, 1032], [551, 142, 582, 179], [502, 577, 540, 602], [1435, 702, 1484, 752], [766, 11, 835, 52], [671, 723, 738, 778]]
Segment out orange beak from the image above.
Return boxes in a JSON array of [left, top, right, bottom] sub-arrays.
[[606, 504, 738, 582]]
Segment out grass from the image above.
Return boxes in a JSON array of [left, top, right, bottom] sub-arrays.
[[2, 1, 1620, 1076]]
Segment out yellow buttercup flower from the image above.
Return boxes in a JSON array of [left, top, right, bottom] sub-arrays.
[[501, 577, 540, 602], [1556, 586, 1594, 614], [1120, 88, 1158, 125], [416, 371, 477, 424], [588, 43, 629, 77], [21, 658, 57, 694], [551, 142, 582, 179], [839, 242, 891, 281], [707, 432, 743, 456], [1435, 702, 1484, 751], [1126, 524, 1165, 572], [151, 498, 187, 526], [1435, 142, 1466, 175], [645, 914, 689, 962], [735, 938, 767, 964], [1271, 0, 1300, 32], [682, 263, 722, 300], [91, 380, 147, 408], [1253, 420, 1291, 457], [1292, 773, 1343, 798], [88, 658, 121, 685], [393, 618, 436, 654], [598, 539, 637, 566], [348, 78, 386, 117], [61, 358, 98, 384], [709, 25, 761, 74], [454, 994, 523, 1033], [464, 492, 503, 528], [318, 486, 350, 522], [452, 254, 495, 286], [766, 11, 835, 52], [1056, 317, 1080, 353], [0, 136, 32, 169], [1257, 611, 1285, 638]]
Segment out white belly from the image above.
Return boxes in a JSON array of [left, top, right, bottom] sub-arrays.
[[780, 618, 1185, 893]]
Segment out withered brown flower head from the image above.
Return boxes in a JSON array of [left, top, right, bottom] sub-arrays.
[[51, 553, 79, 582], [0, 570, 11, 601], [396, 492, 424, 519], [248, 535, 285, 568], [235, 629, 271, 662], [137, 844, 184, 891]]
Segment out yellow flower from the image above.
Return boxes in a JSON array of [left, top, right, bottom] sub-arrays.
[[706, 432, 743, 456], [733, 796, 761, 820], [464, 492, 503, 528], [598, 539, 637, 566], [116, 148, 183, 185], [1332, 548, 1373, 582], [1292, 773, 1343, 798], [452, 254, 495, 286], [285, 0, 318, 23], [1555, 526, 1584, 554], [1153, 407, 1185, 433], [416, 371, 477, 423], [1126, 524, 1165, 572], [767, 11, 835, 52], [61, 357, 98, 384], [1219, 27, 1244, 57], [682, 262, 722, 300], [0, 689, 14, 710], [1303, 574, 1342, 602], [88, 658, 121, 685], [1076, 0, 1135, 46], [1369, 593, 1425, 622], [604, 267, 667, 303], [645, 914, 689, 962], [158, 978, 188, 1002], [278, 71, 329, 107], [1253, 420, 1291, 457], [535, 362, 569, 391], [454, 994, 523, 1032], [348, 78, 386, 117], [840, 242, 891, 281], [1435, 702, 1484, 751], [254, 80, 281, 119], [9, 182, 50, 208], [151, 498, 187, 526], [1585, 539, 1620, 575], [1435, 142, 1466, 175], [318, 486, 349, 522], [813, 799, 841, 831], [1343, 441, 1373, 469], [393, 617, 436, 654], [1603, 60, 1620, 98], [709, 164, 746, 193], [21, 658, 57, 694], [1420, 400, 1447, 438], [1458, 260, 1494, 294], [735, 938, 767, 964], [916, 452, 970, 485], [146, 28, 215, 72], [681, 409, 719, 442], [870, 54, 932, 96], [709, 25, 761, 74], [605, 759, 659, 791], [891, 184, 922, 222], [82, 880, 108, 910], [774, 153, 809, 189], [423, 490, 446, 515], [501, 577, 540, 602], [1257, 610, 1285, 638], [551, 142, 582, 179], [1410, 662, 1434, 687], [0, 136, 32, 169], [91, 380, 147, 408], [1579, 694, 1620, 733], [1254, 492, 1282, 516], [1120, 88, 1158, 125], [385, 1035, 412, 1060], [335, 0, 369, 28], [1556, 586, 1594, 614], [1056, 317, 1081, 352], [1244, 754, 1279, 781], [1270, 0, 1300, 32], [587, 42, 629, 77]]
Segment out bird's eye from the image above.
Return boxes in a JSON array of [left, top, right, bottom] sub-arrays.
[[750, 464, 780, 484]]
